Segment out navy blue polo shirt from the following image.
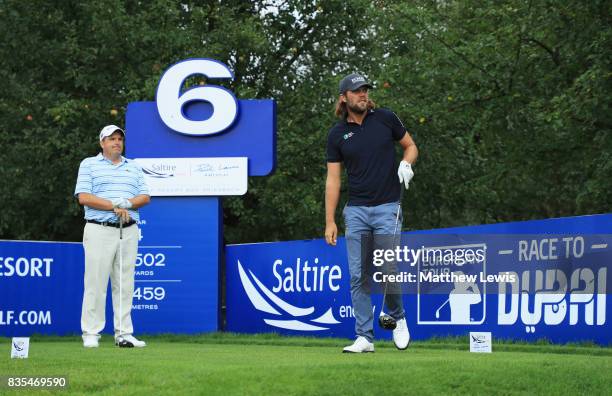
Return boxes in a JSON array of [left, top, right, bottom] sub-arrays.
[[327, 108, 407, 206]]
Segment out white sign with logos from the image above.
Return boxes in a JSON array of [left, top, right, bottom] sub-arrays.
[[135, 157, 248, 196], [11, 337, 30, 359], [469, 332, 492, 353]]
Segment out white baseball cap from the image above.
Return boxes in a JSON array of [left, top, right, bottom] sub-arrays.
[[99, 125, 125, 141]]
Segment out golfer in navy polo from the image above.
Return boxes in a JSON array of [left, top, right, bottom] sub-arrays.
[[325, 74, 418, 353], [75, 125, 150, 348]]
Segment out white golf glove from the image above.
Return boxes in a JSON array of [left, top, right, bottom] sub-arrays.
[[111, 198, 133, 209], [397, 160, 414, 190]]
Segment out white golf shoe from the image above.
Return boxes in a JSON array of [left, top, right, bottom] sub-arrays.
[[343, 336, 374, 353], [82, 334, 100, 348], [115, 334, 146, 348], [392, 318, 410, 350]]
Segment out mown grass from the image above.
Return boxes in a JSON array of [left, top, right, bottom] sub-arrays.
[[1, 333, 610, 395]]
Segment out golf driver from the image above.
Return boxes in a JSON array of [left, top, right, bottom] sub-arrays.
[[115, 216, 133, 348], [378, 189, 404, 330]]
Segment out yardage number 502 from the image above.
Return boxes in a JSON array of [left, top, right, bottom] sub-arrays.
[[135, 253, 166, 267]]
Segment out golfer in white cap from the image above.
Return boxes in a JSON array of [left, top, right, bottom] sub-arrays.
[[75, 124, 150, 348]]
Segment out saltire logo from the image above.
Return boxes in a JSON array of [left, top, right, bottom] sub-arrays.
[[471, 334, 486, 344], [237, 260, 340, 331], [12, 340, 24, 351], [142, 167, 174, 178]]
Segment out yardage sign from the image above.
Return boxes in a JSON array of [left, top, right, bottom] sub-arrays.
[[125, 58, 276, 333]]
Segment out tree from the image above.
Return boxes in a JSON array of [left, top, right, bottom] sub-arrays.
[[1, 0, 609, 243], [371, 0, 611, 230], [0, 0, 380, 242]]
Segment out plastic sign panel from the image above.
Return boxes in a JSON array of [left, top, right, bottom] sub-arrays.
[[0, 199, 221, 336], [0, 241, 83, 336], [469, 332, 492, 353], [135, 157, 248, 196], [130, 197, 221, 333], [227, 239, 353, 337], [226, 214, 612, 344]]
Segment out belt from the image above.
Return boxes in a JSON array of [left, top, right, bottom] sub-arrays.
[[86, 219, 136, 228]]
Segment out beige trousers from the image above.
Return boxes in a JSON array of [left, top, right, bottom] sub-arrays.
[[81, 222, 139, 337]]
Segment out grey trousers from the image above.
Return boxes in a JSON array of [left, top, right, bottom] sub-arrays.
[[343, 202, 405, 342]]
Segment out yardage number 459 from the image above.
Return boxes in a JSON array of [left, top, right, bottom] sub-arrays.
[[133, 287, 165, 301]]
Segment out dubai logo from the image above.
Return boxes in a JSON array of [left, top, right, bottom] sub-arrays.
[[237, 260, 341, 331]]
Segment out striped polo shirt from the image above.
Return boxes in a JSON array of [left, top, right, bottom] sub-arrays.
[[75, 153, 149, 222]]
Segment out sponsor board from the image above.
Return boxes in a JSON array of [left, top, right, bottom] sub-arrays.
[[226, 239, 352, 336], [0, 241, 82, 336], [2, 213, 611, 342], [0, 198, 220, 336], [226, 214, 612, 344]]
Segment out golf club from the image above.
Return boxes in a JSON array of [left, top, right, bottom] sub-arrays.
[[378, 189, 404, 330], [116, 216, 133, 348], [435, 298, 450, 319]]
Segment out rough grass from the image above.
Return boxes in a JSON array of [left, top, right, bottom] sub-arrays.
[[1, 333, 610, 395]]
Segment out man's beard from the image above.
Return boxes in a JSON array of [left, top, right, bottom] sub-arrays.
[[347, 100, 367, 114]]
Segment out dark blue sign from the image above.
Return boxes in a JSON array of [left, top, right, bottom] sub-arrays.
[[0, 241, 83, 336], [0, 198, 220, 336], [226, 214, 612, 345], [226, 238, 354, 337], [131, 197, 221, 333]]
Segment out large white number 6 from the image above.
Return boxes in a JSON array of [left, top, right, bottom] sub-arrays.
[[156, 58, 238, 136]]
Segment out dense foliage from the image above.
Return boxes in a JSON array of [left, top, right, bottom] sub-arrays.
[[1, 0, 609, 243]]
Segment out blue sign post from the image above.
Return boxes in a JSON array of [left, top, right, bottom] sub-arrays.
[[129, 198, 222, 333]]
